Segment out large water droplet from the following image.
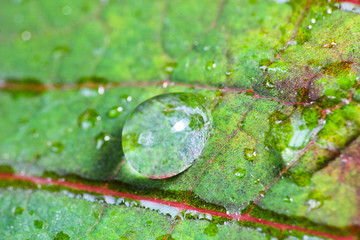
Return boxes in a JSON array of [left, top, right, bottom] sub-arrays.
[[122, 93, 212, 179]]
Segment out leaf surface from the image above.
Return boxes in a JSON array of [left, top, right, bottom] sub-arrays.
[[0, 0, 360, 239]]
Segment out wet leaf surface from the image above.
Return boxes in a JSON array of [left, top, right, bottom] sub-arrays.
[[0, 0, 360, 239]]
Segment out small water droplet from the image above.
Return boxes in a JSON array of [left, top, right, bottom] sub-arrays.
[[225, 69, 234, 76], [163, 62, 178, 74], [254, 178, 260, 184], [306, 190, 330, 211], [48, 142, 64, 153], [283, 196, 293, 202], [234, 168, 246, 179], [121, 94, 132, 102], [263, 75, 275, 89], [244, 148, 256, 161], [122, 93, 212, 179], [31, 129, 39, 138], [62, 5, 72, 15], [205, 61, 216, 71], [21, 31, 31, 41], [78, 109, 101, 129], [107, 106, 123, 118], [52, 46, 70, 59], [95, 132, 111, 149]]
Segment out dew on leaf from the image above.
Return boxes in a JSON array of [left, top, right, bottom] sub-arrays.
[[107, 106, 123, 118], [48, 142, 64, 154], [31, 129, 39, 138], [62, 5, 72, 15], [263, 75, 275, 89], [306, 190, 331, 211], [283, 196, 293, 203], [244, 148, 256, 161], [234, 168, 246, 179], [95, 132, 111, 149], [78, 109, 101, 129], [122, 93, 212, 179], [144, 220, 152, 227], [121, 94, 132, 102], [225, 69, 234, 76], [21, 30, 31, 41], [205, 60, 216, 71], [34, 220, 44, 229], [163, 62, 178, 74], [52, 46, 70, 59]]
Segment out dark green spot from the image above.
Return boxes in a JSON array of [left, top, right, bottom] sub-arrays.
[[34, 219, 44, 229], [203, 222, 218, 236], [54, 231, 70, 240]]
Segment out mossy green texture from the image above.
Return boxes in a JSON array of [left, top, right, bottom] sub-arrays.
[[0, 0, 359, 238]]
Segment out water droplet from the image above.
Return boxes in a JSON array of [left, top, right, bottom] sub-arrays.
[[244, 148, 256, 161], [62, 5, 72, 15], [234, 168, 246, 179], [107, 106, 123, 118], [31, 129, 39, 138], [78, 109, 101, 129], [254, 178, 260, 184], [263, 75, 275, 89], [95, 132, 111, 149], [205, 61, 216, 71], [121, 94, 132, 102], [306, 190, 330, 211], [225, 69, 234, 76], [283, 196, 293, 202], [48, 142, 64, 153], [52, 46, 70, 59], [122, 93, 212, 179], [163, 62, 178, 74], [21, 31, 31, 41]]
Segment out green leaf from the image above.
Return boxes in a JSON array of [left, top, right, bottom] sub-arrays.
[[0, 0, 360, 239]]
